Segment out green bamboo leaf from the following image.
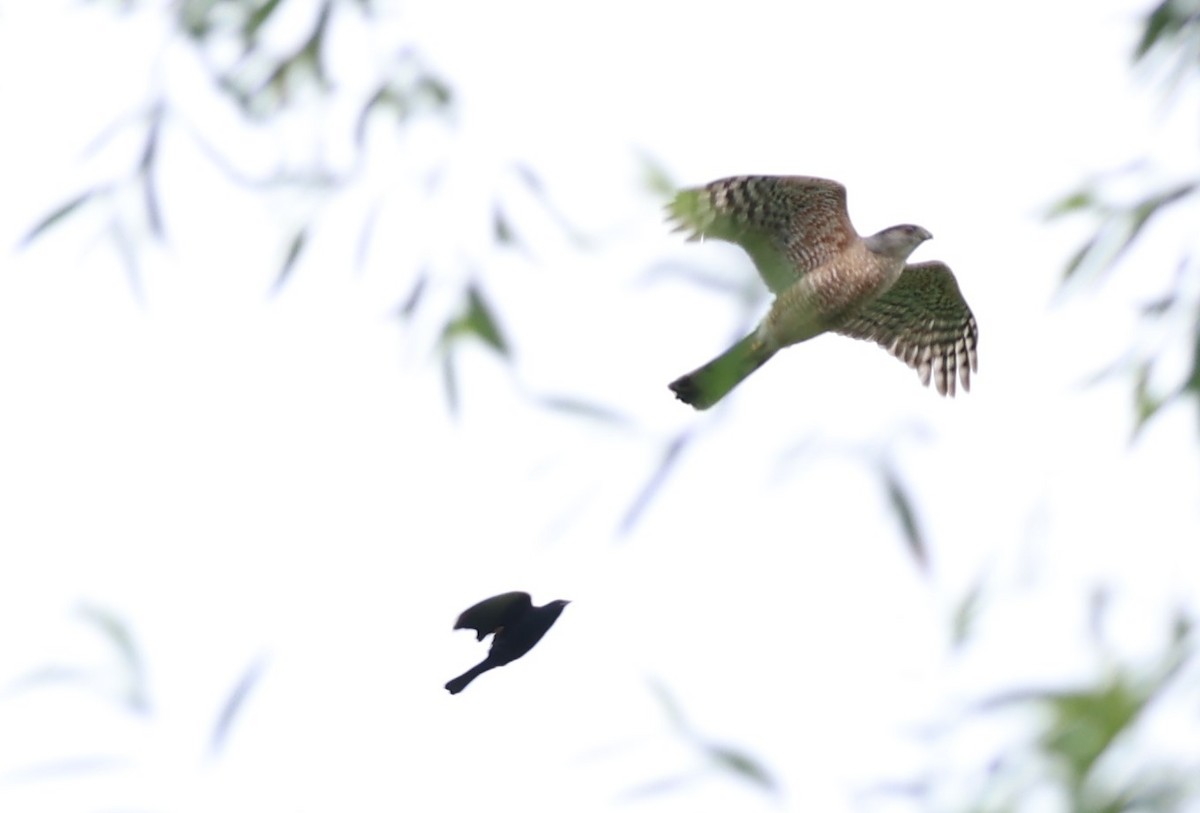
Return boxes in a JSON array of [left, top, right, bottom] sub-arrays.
[[1135, 0, 1185, 60], [881, 463, 927, 573], [271, 228, 307, 294], [620, 431, 691, 535], [244, 0, 285, 41], [493, 207, 515, 245], [395, 272, 428, 321], [1045, 189, 1096, 218], [951, 579, 984, 651], [637, 150, 676, 198], [20, 191, 98, 247], [441, 351, 459, 417], [536, 395, 632, 426], [1117, 184, 1197, 266], [647, 678, 690, 733], [1062, 235, 1099, 281], [706, 743, 777, 794], [461, 285, 509, 356], [1041, 679, 1145, 783], [1132, 363, 1166, 437], [76, 604, 149, 713], [210, 655, 269, 756], [416, 73, 453, 108]]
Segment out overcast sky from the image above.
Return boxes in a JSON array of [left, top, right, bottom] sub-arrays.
[[2, 1, 1199, 812]]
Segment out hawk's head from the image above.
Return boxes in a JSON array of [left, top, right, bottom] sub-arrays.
[[864, 224, 932, 260]]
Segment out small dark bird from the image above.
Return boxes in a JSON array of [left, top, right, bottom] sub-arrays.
[[444, 591, 569, 695]]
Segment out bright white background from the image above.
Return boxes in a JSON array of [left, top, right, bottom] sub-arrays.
[[1, 1, 1198, 811]]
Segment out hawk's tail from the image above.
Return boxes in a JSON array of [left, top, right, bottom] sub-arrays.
[[668, 332, 774, 410]]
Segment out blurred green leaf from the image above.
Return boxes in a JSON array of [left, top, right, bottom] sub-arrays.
[[637, 150, 676, 199], [140, 108, 164, 238], [617, 773, 697, 802], [395, 272, 428, 321], [416, 73, 453, 108], [20, 190, 99, 247], [1063, 235, 1100, 281], [1132, 363, 1167, 436], [177, 0, 219, 38], [706, 743, 777, 794], [1135, 0, 1199, 60], [244, 0, 285, 42], [536, 395, 632, 426], [1124, 183, 1196, 251], [620, 431, 691, 535], [493, 206, 515, 245], [210, 655, 268, 756], [1059, 183, 1196, 283], [643, 680, 777, 797], [77, 604, 149, 713], [1047, 188, 1096, 217], [951, 579, 984, 651], [508, 161, 587, 248], [441, 351, 459, 417], [442, 285, 510, 356], [2, 665, 93, 697], [272, 228, 308, 294], [647, 679, 689, 732], [880, 462, 927, 573], [1040, 678, 1146, 785]]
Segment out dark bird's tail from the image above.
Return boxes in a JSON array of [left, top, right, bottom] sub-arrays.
[[669, 332, 774, 410], [445, 661, 492, 695]]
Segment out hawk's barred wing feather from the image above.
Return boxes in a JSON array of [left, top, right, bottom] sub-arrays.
[[665, 176, 858, 295], [834, 261, 978, 396]]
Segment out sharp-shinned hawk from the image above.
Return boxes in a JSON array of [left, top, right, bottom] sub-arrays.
[[666, 175, 978, 409]]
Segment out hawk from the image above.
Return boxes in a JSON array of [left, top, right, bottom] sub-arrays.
[[444, 591, 569, 694], [665, 176, 977, 409]]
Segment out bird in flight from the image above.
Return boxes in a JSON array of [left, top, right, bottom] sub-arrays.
[[444, 591, 569, 695], [665, 175, 977, 409]]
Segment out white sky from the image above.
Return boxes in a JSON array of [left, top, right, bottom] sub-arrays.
[[2, 1, 1199, 812]]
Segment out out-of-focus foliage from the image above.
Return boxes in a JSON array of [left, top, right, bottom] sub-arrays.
[[19, 0, 568, 425], [957, 607, 1197, 813], [2, 605, 264, 781], [4, 604, 150, 714], [1050, 0, 1200, 433], [616, 681, 777, 801]]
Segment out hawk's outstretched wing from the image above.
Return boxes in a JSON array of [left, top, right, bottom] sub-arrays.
[[834, 261, 978, 396], [665, 176, 858, 295]]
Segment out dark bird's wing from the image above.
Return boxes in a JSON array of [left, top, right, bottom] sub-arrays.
[[665, 176, 857, 294], [453, 591, 532, 641], [834, 261, 978, 396]]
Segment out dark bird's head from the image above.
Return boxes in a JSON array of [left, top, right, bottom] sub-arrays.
[[522, 599, 570, 638], [537, 599, 570, 623], [864, 224, 932, 260]]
